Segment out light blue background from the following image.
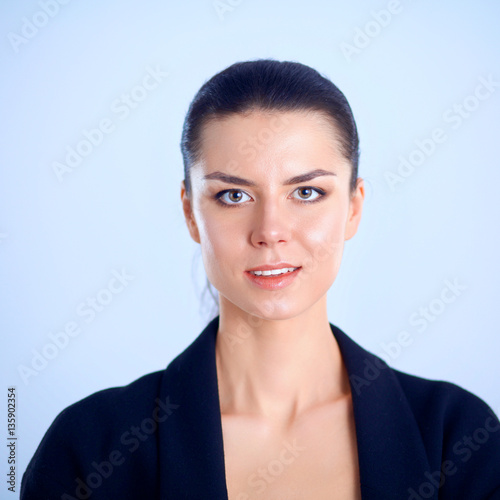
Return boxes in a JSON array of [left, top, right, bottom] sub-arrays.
[[1, 0, 499, 483]]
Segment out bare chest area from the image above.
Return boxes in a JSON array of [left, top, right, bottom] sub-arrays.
[[221, 396, 361, 500]]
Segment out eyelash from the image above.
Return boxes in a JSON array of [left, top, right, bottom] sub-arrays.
[[213, 186, 327, 208]]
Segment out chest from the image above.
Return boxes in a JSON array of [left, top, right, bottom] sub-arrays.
[[221, 398, 361, 500]]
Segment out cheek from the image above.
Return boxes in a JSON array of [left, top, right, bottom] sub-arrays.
[[196, 214, 238, 279], [300, 213, 347, 275], [305, 210, 347, 248]]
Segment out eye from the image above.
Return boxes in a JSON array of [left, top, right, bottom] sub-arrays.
[[215, 189, 252, 206], [292, 187, 324, 202]]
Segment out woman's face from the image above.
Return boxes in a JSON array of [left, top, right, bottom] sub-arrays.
[[181, 110, 364, 320]]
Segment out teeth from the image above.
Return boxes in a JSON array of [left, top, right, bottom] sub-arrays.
[[250, 267, 297, 276]]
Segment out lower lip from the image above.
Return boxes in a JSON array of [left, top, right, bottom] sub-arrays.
[[245, 268, 301, 290]]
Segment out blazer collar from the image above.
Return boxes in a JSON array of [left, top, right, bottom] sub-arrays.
[[158, 315, 432, 499], [331, 324, 432, 498]]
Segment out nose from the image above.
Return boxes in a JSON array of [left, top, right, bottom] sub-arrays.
[[250, 200, 291, 247]]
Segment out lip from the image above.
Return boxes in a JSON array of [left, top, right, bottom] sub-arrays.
[[246, 262, 299, 272], [244, 265, 301, 291]]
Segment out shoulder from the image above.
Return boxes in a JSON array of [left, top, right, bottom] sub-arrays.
[[392, 367, 499, 434], [65, 369, 164, 417], [334, 322, 500, 447], [393, 367, 495, 420], [21, 370, 165, 499], [45, 369, 164, 439], [332, 322, 500, 491], [392, 368, 500, 498]]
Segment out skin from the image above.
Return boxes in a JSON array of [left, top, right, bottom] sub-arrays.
[[181, 111, 365, 500], [180, 109, 364, 497]]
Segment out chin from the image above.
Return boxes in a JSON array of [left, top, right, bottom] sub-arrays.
[[240, 296, 319, 323]]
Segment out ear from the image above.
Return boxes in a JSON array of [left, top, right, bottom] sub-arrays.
[[344, 177, 365, 241], [180, 180, 201, 244]]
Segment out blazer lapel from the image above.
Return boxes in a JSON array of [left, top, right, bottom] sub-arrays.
[[158, 315, 229, 498], [331, 324, 434, 499], [157, 316, 433, 499]]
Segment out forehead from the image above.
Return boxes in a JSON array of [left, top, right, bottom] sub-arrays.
[[196, 109, 348, 171]]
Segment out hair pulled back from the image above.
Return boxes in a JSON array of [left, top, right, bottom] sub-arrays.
[[180, 59, 360, 195]]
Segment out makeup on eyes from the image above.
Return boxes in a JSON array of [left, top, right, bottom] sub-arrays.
[[213, 186, 328, 208]]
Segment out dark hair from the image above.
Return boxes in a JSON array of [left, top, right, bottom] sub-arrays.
[[180, 59, 360, 318], [180, 58, 360, 196]]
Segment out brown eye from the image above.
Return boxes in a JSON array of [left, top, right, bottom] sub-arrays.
[[293, 187, 321, 201], [216, 189, 251, 206], [228, 191, 243, 202]]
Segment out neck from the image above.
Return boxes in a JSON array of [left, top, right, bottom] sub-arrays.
[[215, 297, 350, 426]]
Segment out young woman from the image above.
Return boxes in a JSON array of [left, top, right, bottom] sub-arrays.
[[21, 59, 500, 500]]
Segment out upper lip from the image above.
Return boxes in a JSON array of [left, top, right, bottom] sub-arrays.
[[246, 263, 300, 272]]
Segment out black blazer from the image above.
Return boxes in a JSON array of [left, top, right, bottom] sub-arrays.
[[21, 315, 500, 499]]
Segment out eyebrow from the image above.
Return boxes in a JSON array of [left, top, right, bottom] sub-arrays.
[[203, 169, 336, 186]]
